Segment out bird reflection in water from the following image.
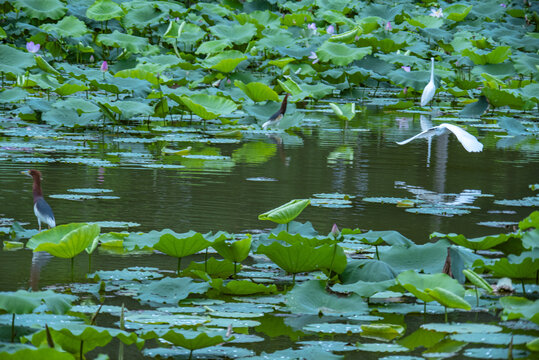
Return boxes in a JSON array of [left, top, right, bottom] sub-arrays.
[[267, 134, 290, 166]]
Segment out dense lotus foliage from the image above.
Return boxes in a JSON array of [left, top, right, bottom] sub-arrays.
[[1, 0, 539, 358]]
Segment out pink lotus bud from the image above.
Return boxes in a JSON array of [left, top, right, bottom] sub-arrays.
[[385, 21, 392, 31], [326, 25, 335, 34], [100, 61, 108, 72], [331, 223, 340, 237]]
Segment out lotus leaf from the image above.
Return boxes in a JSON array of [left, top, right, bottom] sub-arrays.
[[329, 102, 356, 121], [396, 270, 465, 303], [317, 42, 372, 66], [210, 22, 256, 44], [397, 328, 446, 350], [425, 287, 471, 310], [0, 290, 74, 315], [27, 223, 100, 258], [332, 279, 396, 298], [500, 296, 539, 325], [202, 50, 247, 73], [40, 15, 88, 38], [0, 347, 74, 360], [234, 81, 280, 102], [444, 4, 472, 22], [184, 257, 236, 279], [0, 45, 35, 75], [210, 278, 277, 295], [154, 231, 210, 258], [519, 211, 539, 231], [286, 280, 367, 315], [97, 31, 149, 54], [14, 0, 66, 20], [211, 236, 251, 263], [114, 68, 159, 86], [430, 231, 510, 251], [136, 277, 210, 305], [157, 329, 229, 351], [462, 269, 493, 294], [356, 343, 409, 353], [462, 46, 512, 65], [480, 257, 539, 279], [360, 324, 405, 341], [258, 199, 310, 224], [340, 260, 398, 283], [421, 323, 502, 334], [86, 0, 124, 21], [180, 94, 238, 120]]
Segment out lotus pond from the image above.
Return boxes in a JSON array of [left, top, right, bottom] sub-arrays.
[[1, 0, 539, 359]]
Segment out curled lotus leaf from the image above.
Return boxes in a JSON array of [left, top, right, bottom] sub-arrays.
[[258, 199, 310, 224]]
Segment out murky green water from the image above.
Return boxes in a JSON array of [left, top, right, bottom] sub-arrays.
[[1, 110, 538, 291]]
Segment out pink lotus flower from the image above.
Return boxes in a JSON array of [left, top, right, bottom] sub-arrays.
[[401, 66, 411, 72], [500, 3, 507, 8], [385, 21, 392, 31], [308, 22, 318, 34], [26, 41, 40, 53], [308, 51, 319, 64], [100, 61, 108, 72], [326, 25, 335, 34], [331, 223, 340, 238]]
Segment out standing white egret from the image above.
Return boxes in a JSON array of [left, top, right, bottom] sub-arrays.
[[421, 57, 436, 107], [396, 123, 483, 152]]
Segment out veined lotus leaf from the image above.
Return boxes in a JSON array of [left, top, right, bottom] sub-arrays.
[[154, 231, 210, 258], [114, 68, 159, 86], [378, 241, 452, 274], [40, 15, 88, 38], [332, 279, 396, 298], [256, 28, 296, 51], [210, 278, 277, 295], [462, 269, 493, 293], [154, 329, 229, 351], [52, 98, 100, 114], [350, 230, 413, 247], [397, 328, 446, 350], [340, 260, 398, 283], [0, 45, 35, 75], [180, 94, 238, 120], [202, 50, 247, 73], [28, 223, 100, 258], [286, 280, 368, 315], [396, 270, 465, 303], [196, 39, 231, 55], [479, 256, 539, 279], [86, 0, 124, 21], [430, 232, 510, 251], [0, 87, 27, 103], [184, 257, 236, 279], [42, 108, 98, 127], [329, 102, 356, 121], [482, 87, 530, 109], [462, 46, 512, 65], [136, 277, 210, 305], [269, 231, 333, 247], [258, 199, 310, 224], [360, 324, 405, 341], [232, 142, 276, 164], [444, 4, 472, 22], [0, 347, 74, 360], [0, 290, 74, 315], [55, 81, 90, 96], [123, 5, 167, 30], [197, 2, 232, 17], [210, 22, 257, 44], [14, 0, 66, 20], [24, 323, 143, 355], [521, 83, 539, 102], [97, 31, 149, 53], [234, 80, 280, 102], [388, 68, 431, 90], [123, 229, 182, 251], [407, 15, 444, 29], [211, 236, 251, 263], [500, 296, 539, 324], [425, 287, 471, 310], [317, 42, 372, 66], [257, 241, 347, 275]]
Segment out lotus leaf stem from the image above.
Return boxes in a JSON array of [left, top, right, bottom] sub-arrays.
[[10, 313, 15, 342], [521, 280, 526, 294], [475, 285, 479, 307], [71, 257, 74, 281], [80, 340, 84, 359], [177, 257, 182, 276], [444, 306, 448, 323], [375, 245, 380, 260]]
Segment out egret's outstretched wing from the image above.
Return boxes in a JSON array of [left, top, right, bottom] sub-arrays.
[[396, 127, 437, 145], [439, 123, 483, 152]]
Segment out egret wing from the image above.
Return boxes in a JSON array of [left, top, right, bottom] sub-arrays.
[[396, 127, 437, 145], [440, 123, 483, 152]]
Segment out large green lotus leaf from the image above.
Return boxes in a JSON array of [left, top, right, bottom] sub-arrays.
[[520, 211, 539, 231], [0, 347, 74, 360], [430, 232, 510, 251], [196, 39, 231, 55], [407, 15, 444, 29], [425, 287, 471, 310], [500, 296, 539, 325], [462, 46, 512, 65], [348, 230, 413, 247], [184, 257, 236, 279], [332, 279, 395, 298], [32, 223, 100, 258], [40, 15, 88, 38], [27, 223, 90, 249], [317, 42, 372, 66], [0, 87, 27, 103], [105, 100, 154, 119], [481, 257, 539, 279], [340, 260, 398, 283], [513, 54, 539, 76], [86, 0, 124, 21], [286, 280, 367, 315], [212, 236, 251, 263], [154, 231, 210, 258], [397, 328, 446, 350], [0, 290, 73, 315], [34, 55, 60, 76], [123, 5, 166, 30], [522, 229, 539, 250], [202, 50, 247, 73], [234, 81, 279, 102], [378, 241, 452, 274], [462, 269, 493, 294], [180, 94, 237, 120], [361, 324, 405, 341], [159, 329, 228, 350], [482, 87, 529, 109], [97, 31, 148, 53], [520, 83, 539, 102], [329, 102, 355, 121], [232, 142, 276, 164], [176, 23, 205, 44], [210, 23, 256, 44], [0, 45, 35, 75], [396, 270, 465, 303], [55, 81, 90, 97], [257, 241, 346, 275], [42, 108, 99, 127], [387, 69, 430, 90], [269, 231, 333, 248], [258, 199, 310, 224], [53, 98, 100, 114], [459, 95, 489, 117], [445, 4, 472, 21], [136, 277, 210, 305], [255, 28, 296, 50], [527, 337, 539, 351], [328, 27, 362, 43], [14, 0, 66, 20], [211, 279, 276, 295], [25, 324, 143, 355], [115, 68, 159, 86]]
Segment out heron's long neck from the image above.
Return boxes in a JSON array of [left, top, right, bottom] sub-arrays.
[[430, 58, 435, 82], [32, 176, 43, 201], [280, 95, 289, 114]]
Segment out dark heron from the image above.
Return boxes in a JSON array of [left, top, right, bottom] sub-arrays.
[[262, 93, 289, 130], [22, 169, 56, 231]]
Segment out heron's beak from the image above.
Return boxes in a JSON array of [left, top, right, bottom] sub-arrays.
[[21, 170, 31, 177]]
